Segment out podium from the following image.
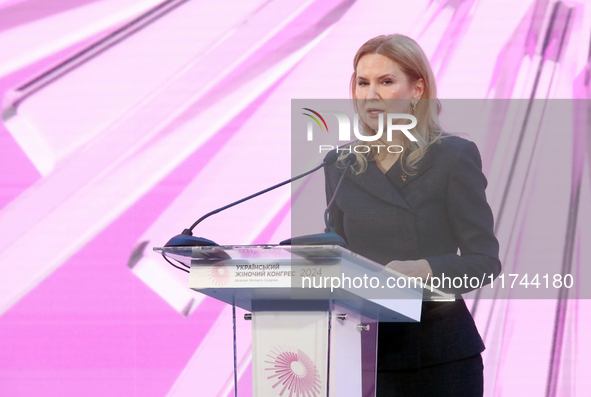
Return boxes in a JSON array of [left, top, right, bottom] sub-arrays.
[[155, 245, 453, 397]]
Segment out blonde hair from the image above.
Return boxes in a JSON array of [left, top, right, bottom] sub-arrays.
[[340, 34, 444, 175]]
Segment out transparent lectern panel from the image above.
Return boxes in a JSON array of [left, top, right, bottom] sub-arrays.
[[329, 303, 378, 397], [154, 245, 455, 306], [361, 315, 378, 397], [232, 302, 253, 397]]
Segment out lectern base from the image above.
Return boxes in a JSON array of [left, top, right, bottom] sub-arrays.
[[245, 302, 377, 397]]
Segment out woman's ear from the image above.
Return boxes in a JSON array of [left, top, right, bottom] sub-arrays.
[[413, 78, 425, 99]]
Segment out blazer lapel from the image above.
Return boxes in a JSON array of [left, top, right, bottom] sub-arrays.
[[390, 146, 437, 187], [346, 161, 412, 211], [344, 146, 438, 209]]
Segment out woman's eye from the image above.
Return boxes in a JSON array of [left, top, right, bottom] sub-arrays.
[[358, 81, 368, 86], [382, 80, 393, 85]]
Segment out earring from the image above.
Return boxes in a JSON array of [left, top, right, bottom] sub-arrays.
[[412, 100, 418, 112]]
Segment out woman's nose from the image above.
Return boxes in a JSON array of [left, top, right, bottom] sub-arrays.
[[366, 83, 380, 100]]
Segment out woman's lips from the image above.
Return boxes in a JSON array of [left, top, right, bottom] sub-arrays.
[[366, 108, 384, 118]]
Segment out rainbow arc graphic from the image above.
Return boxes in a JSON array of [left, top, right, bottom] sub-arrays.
[[302, 108, 328, 132]]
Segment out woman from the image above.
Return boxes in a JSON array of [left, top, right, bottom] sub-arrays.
[[324, 34, 501, 396]]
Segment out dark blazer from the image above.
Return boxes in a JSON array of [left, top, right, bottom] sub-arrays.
[[324, 135, 501, 370]]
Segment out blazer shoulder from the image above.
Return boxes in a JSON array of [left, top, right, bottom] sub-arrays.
[[436, 134, 478, 151], [430, 135, 481, 163]]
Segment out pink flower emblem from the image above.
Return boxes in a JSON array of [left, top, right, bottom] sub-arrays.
[[264, 346, 322, 396]]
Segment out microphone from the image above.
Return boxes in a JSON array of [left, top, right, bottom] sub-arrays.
[[164, 151, 339, 247], [280, 153, 356, 247]]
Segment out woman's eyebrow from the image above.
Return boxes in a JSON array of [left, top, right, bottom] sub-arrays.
[[357, 73, 397, 80]]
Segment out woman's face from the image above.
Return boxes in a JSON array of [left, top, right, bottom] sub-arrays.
[[354, 53, 423, 132]]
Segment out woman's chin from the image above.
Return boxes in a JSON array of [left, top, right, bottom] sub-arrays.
[[362, 120, 380, 132]]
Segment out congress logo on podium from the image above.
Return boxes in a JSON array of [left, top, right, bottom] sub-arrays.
[[209, 263, 230, 286], [265, 346, 322, 396]]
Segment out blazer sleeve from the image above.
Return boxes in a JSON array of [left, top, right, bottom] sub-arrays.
[[425, 140, 502, 294]]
